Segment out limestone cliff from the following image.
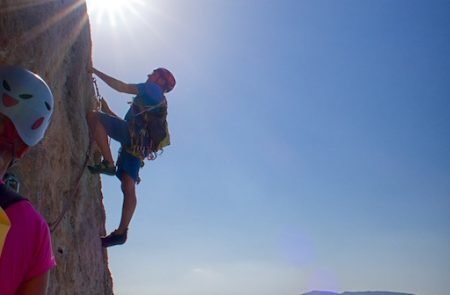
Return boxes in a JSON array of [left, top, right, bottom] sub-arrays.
[[0, 0, 113, 294]]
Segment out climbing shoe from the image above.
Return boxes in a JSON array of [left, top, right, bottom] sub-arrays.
[[87, 160, 116, 176], [101, 229, 128, 248]]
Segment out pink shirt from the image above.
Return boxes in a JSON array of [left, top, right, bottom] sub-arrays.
[[0, 201, 56, 295]]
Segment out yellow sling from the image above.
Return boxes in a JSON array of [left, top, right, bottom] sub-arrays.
[[0, 208, 11, 257]]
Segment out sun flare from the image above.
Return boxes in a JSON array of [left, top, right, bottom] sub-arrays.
[[86, 0, 145, 27]]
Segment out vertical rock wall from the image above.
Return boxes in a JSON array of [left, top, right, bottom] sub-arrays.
[[0, 0, 113, 294]]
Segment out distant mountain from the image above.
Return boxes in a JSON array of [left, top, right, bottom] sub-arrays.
[[301, 291, 414, 295], [342, 292, 414, 295], [301, 291, 339, 295]]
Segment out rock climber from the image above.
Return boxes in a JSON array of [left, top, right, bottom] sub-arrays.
[[86, 66, 175, 247]]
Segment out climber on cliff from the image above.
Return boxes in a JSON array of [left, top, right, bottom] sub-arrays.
[[0, 65, 56, 295], [86, 66, 175, 247]]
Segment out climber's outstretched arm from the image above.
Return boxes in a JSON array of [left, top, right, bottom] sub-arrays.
[[90, 67, 138, 95]]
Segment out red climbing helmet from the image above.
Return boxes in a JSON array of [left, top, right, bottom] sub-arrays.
[[0, 65, 54, 147], [154, 67, 176, 93]]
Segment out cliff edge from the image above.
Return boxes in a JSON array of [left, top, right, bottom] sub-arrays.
[[0, 0, 113, 294]]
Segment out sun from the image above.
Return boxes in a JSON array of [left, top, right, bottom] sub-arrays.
[[86, 0, 145, 27]]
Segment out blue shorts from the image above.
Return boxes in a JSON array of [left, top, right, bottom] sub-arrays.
[[98, 112, 141, 183]]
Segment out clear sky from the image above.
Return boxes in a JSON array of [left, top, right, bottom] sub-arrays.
[[85, 0, 450, 294]]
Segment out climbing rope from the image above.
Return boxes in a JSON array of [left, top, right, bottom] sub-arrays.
[[48, 78, 101, 233], [48, 140, 92, 233]]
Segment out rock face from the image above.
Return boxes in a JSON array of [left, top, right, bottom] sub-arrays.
[[0, 0, 113, 294]]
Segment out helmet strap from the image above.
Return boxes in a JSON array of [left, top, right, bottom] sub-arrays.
[[0, 118, 28, 159]]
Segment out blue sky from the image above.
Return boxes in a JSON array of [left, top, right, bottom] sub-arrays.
[[86, 0, 450, 294]]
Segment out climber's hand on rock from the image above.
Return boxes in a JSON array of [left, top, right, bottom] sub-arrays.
[[87, 65, 97, 74]]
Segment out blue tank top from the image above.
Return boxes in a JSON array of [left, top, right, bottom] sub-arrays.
[[124, 82, 165, 122]]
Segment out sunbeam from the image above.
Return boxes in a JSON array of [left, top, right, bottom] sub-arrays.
[[86, 0, 145, 28]]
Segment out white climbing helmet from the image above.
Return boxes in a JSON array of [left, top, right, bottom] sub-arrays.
[[0, 65, 54, 146]]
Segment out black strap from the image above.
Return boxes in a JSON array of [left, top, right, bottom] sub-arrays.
[[0, 184, 26, 210]]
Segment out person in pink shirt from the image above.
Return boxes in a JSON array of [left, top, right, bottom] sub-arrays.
[[0, 65, 56, 295]]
